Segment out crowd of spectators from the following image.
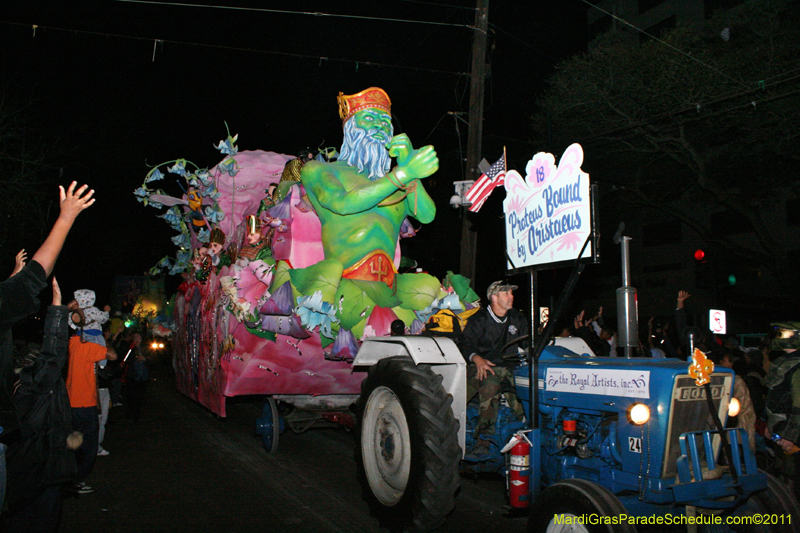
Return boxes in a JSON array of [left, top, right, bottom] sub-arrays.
[[550, 290, 799, 499], [0, 183, 156, 532]]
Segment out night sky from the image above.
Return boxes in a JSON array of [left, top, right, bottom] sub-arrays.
[[1, 1, 588, 306]]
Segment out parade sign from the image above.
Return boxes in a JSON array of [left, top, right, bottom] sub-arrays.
[[504, 143, 593, 270], [545, 367, 651, 399], [709, 309, 727, 334]]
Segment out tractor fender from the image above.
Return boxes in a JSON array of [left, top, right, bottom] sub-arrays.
[[354, 336, 467, 455]]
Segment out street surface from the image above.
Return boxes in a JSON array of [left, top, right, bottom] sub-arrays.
[[58, 364, 525, 533]]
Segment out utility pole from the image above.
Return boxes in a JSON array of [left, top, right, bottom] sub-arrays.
[[460, 0, 489, 282]]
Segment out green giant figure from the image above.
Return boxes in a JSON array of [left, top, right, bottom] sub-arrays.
[[301, 87, 438, 287]]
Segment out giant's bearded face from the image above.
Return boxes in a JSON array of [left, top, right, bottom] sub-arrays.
[[339, 109, 393, 180]]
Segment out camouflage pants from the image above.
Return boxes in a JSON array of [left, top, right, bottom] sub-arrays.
[[467, 365, 525, 437]]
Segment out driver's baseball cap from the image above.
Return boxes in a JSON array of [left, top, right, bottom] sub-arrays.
[[487, 280, 518, 299]]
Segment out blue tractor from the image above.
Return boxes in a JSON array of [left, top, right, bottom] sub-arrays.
[[354, 333, 800, 532]]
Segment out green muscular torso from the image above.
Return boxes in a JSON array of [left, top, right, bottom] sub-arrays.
[[301, 160, 435, 270]]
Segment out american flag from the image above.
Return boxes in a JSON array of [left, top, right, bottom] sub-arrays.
[[464, 153, 506, 212]]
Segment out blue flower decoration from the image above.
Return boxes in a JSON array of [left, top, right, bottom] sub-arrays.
[[158, 207, 183, 231], [133, 187, 150, 199], [168, 160, 190, 177], [202, 183, 221, 201], [150, 256, 175, 276], [437, 293, 463, 311], [415, 293, 464, 325], [203, 205, 225, 224], [415, 305, 436, 324], [145, 168, 165, 183], [217, 158, 240, 177], [169, 262, 187, 276], [214, 134, 239, 156], [197, 227, 210, 244], [171, 232, 190, 249], [296, 291, 338, 338], [195, 169, 212, 186], [217, 159, 234, 175]]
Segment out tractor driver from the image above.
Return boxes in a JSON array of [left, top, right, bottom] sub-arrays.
[[459, 280, 528, 457]]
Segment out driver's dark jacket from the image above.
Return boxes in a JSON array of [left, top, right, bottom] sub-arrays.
[[458, 306, 528, 368]]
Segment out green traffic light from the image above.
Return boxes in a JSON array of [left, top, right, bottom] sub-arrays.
[[728, 274, 736, 285]]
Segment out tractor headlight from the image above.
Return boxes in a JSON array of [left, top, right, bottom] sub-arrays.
[[627, 403, 650, 425], [728, 398, 740, 417]]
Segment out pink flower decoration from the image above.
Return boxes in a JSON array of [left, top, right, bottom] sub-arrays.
[[361, 306, 400, 340], [235, 261, 273, 308]]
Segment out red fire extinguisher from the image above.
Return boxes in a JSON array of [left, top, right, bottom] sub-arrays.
[[501, 431, 532, 508]]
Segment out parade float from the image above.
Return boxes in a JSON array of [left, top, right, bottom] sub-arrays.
[[136, 88, 478, 435], [137, 91, 800, 532]]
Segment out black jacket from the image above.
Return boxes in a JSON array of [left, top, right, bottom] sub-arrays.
[[6, 304, 77, 509], [458, 306, 528, 367], [0, 261, 48, 438]]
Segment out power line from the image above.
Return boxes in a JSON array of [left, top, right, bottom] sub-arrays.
[[395, 0, 476, 11], [0, 20, 469, 77], [576, 74, 800, 144], [112, 0, 474, 29], [581, 0, 749, 89], [488, 22, 558, 62]]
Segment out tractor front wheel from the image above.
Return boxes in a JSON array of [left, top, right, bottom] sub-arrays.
[[528, 478, 636, 533], [356, 357, 461, 532]]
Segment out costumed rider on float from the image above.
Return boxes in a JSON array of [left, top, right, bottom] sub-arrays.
[[300, 87, 437, 287], [458, 280, 528, 459]]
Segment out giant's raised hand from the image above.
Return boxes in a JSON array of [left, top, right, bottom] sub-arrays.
[[387, 134, 438, 183]]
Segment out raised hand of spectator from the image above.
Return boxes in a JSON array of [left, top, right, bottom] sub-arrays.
[[574, 310, 586, 330], [52, 277, 62, 306], [677, 290, 691, 309], [32, 182, 96, 276], [10, 249, 27, 277], [58, 182, 95, 222]]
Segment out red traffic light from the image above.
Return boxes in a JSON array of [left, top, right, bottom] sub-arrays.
[[694, 249, 705, 261]]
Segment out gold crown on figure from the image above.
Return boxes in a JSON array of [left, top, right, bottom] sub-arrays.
[[209, 227, 226, 245], [338, 87, 391, 123], [246, 215, 261, 234]]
